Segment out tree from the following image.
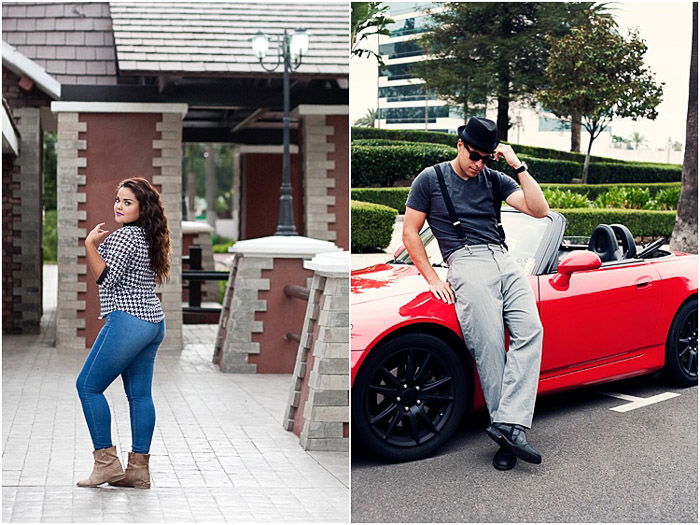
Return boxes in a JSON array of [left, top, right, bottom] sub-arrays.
[[413, 2, 613, 142], [670, 3, 697, 253], [351, 2, 394, 68], [537, 17, 663, 183], [629, 131, 646, 150], [354, 108, 378, 127]]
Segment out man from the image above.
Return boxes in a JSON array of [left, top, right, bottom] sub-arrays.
[[402, 117, 549, 470]]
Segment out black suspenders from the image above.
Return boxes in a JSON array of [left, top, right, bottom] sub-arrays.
[[433, 163, 508, 250]]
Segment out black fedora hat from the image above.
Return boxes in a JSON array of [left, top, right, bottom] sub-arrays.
[[457, 117, 499, 153]]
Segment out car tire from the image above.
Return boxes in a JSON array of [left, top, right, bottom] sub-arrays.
[[352, 333, 469, 462], [663, 298, 698, 387]]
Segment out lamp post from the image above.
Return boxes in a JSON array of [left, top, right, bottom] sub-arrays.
[[251, 28, 309, 236]]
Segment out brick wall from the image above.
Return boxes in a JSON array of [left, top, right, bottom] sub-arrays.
[[2, 68, 53, 109]]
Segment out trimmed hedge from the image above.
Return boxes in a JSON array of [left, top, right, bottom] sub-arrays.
[[351, 127, 681, 168], [587, 162, 680, 183], [352, 187, 411, 214], [351, 200, 398, 252], [352, 143, 455, 187], [351, 142, 680, 186], [557, 209, 676, 237]]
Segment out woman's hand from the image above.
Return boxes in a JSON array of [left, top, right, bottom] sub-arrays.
[[86, 223, 109, 247]]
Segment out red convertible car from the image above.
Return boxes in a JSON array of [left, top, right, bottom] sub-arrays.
[[351, 210, 697, 462]]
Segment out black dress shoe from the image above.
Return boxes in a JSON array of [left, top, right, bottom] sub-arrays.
[[486, 423, 542, 464], [492, 445, 517, 470]]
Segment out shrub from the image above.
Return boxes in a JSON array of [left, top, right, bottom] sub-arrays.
[[351, 127, 681, 168], [352, 143, 454, 187], [648, 186, 681, 211], [351, 200, 398, 252], [593, 187, 651, 209], [587, 162, 681, 183], [542, 189, 591, 209], [43, 209, 57, 263], [351, 188, 411, 214], [540, 182, 680, 199], [557, 208, 676, 237]]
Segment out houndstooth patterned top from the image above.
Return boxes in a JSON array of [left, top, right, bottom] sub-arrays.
[[96, 225, 165, 323]]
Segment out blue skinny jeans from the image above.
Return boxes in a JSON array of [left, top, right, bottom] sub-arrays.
[[76, 310, 165, 454]]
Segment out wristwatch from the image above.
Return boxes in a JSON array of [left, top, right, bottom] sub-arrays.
[[513, 162, 528, 174]]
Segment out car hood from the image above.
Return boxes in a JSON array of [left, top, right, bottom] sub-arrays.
[[351, 263, 445, 305]]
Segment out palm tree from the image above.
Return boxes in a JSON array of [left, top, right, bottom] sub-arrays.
[[629, 131, 646, 150], [670, 3, 698, 253], [354, 108, 378, 128]]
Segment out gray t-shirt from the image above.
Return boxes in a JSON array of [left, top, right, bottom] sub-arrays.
[[405, 161, 520, 261]]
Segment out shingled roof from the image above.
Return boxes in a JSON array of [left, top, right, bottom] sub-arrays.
[[109, 2, 349, 77]]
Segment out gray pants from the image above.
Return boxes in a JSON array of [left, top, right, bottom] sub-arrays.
[[446, 244, 543, 428]]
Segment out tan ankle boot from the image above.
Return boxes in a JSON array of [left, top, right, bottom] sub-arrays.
[[108, 452, 151, 489], [76, 446, 125, 487]]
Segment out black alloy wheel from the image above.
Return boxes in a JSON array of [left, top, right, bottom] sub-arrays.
[[352, 333, 469, 462], [664, 298, 698, 387]]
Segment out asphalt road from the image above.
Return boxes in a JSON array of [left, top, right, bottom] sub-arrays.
[[351, 374, 698, 523]]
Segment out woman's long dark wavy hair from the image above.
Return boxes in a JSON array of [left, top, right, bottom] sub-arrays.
[[118, 178, 170, 284]]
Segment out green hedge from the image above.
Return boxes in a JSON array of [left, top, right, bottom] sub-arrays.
[[587, 162, 680, 183], [557, 209, 676, 237], [351, 200, 398, 252], [351, 142, 680, 186], [351, 127, 681, 168], [352, 143, 455, 187], [352, 188, 411, 214]]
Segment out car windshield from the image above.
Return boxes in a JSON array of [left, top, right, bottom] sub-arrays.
[[393, 210, 551, 275]]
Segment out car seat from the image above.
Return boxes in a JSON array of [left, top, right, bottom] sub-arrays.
[[610, 224, 637, 259], [587, 224, 622, 262]]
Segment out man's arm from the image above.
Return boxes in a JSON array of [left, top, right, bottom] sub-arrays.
[[402, 207, 455, 304], [495, 144, 549, 218]]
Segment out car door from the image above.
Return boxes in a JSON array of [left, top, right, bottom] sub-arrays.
[[537, 259, 662, 376]]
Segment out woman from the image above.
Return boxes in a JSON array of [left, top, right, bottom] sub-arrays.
[[75, 177, 170, 489]]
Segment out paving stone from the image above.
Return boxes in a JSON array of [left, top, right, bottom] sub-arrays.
[[2, 264, 348, 523]]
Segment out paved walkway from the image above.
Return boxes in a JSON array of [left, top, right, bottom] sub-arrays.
[[2, 265, 348, 523]]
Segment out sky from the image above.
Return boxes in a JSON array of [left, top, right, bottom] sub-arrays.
[[350, 1, 694, 151]]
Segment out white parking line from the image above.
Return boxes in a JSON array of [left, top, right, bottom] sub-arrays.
[[598, 391, 681, 412]]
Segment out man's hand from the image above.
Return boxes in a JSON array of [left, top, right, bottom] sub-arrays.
[[429, 277, 455, 304], [493, 143, 521, 169], [86, 222, 109, 247]]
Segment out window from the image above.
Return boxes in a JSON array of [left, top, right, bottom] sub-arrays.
[[378, 62, 414, 81], [379, 106, 450, 124], [379, 41, 425, 60], [387, 15, 433, 37], [379, 84, 433, 102]]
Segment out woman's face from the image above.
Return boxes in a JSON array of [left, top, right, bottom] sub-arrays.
[[114, 186, 140, 224]]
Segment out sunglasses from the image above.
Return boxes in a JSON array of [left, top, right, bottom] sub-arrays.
[[464, 144, 494, 162]]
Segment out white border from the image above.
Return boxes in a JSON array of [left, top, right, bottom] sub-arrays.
[[51, 101, 188, 117]]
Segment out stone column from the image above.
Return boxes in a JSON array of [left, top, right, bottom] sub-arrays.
[[51, 102, 187, 351], [213, 236, 340, 373], [284, 251, 349, 451], [294, 105, 349, 250]]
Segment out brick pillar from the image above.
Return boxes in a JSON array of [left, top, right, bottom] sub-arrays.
[[213, 236, 340, 373], [153, 113, 183, 352], [52, 102, 186, 351], [56, 112, 87, 350], [284, 251, 349, 451], [3, 107, 43, 334], [302, 114, 337, 243]]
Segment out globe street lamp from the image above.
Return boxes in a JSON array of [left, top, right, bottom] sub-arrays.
[[251, 28, 309, 236]]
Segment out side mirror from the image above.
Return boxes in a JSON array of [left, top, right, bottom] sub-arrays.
[[550, 251, 602, 290]]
